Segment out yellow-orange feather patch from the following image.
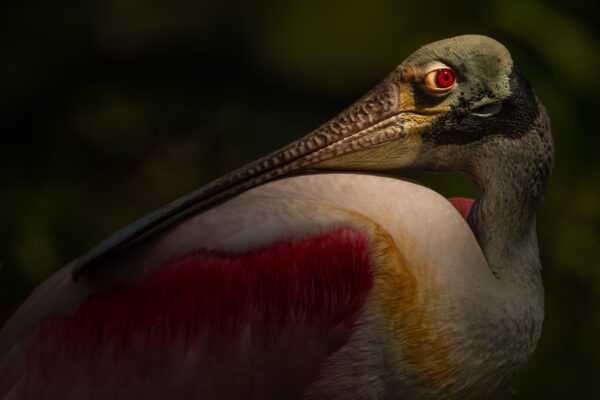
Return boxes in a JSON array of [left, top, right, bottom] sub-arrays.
[[322, 206, 464, 394]]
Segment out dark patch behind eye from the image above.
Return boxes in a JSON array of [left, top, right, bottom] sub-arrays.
[[424, 65, 539, 146]]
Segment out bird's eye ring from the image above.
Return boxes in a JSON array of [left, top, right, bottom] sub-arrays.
[[424, 68, 456, 91]]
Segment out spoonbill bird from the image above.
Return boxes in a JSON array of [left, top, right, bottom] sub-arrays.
[[0, 35, 553, 399]]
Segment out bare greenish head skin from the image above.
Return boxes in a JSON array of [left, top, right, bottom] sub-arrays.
[[73, 35, 549, 279], [403, 34, 513, 100], [403, 34, 514, 125]]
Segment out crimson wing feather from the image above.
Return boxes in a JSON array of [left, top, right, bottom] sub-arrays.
[[1, 227, 373, 400]]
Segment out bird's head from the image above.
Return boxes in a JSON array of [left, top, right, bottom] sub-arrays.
[[309, 35, 550, 186]]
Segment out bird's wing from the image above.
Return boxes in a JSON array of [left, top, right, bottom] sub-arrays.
[[0, 226, 373, 399], [0, 173, 479, 399]]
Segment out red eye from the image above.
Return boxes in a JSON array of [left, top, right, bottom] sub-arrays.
[[436, 69, 455, 88], [424, 67, 456, 91]]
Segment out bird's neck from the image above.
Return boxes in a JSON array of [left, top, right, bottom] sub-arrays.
[[466, 107, 553, 285], [467, 175, 540, 282]]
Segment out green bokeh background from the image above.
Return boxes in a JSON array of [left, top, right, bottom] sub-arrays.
[[1, 0, 598, 397]]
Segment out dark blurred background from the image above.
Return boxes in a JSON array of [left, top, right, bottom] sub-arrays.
[[1, 0, 599, 397]]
